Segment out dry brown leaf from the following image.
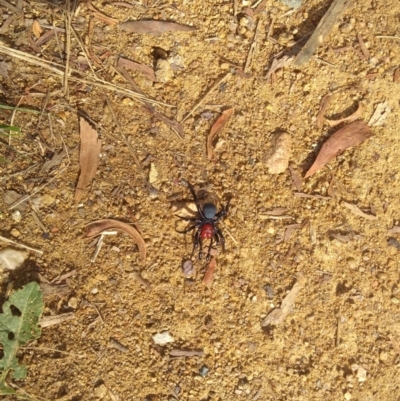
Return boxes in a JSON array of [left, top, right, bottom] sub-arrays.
[[85, 219, 146, 263], [262, 273, 305, 326], [203, 258, 216, 285], [342, 202, 377, 220], [316, 93, 331, 129], [119, 20, 197, 35], [36, 29, 57, 47], [325, 102, 363, 127], [394, 68, 400, 83], [118, 57, 156, 81], [207, 108, 234, 160], [388, 226, 400, 234], [32, 20, 43, 38], [305, 120, 373, 178], [74, 118, 102, 203], [368, 101, 391, 126]]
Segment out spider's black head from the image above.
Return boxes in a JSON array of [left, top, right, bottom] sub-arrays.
[[203, 203, 217, 219]]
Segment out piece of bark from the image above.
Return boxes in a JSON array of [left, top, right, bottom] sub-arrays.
[[305, 120, 373, 178], [262, 273, 305, 326], [75, 118, 102, 203], [265, 132, 291, 174], [119, 20, 197, 36], [85, 219, 146, 263], [293, 0, 352, 67], [203, 258, 216, 285]]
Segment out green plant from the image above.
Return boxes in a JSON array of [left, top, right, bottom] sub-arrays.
[[0, 282, 44, 395]]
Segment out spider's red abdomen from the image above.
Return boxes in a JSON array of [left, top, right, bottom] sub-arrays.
[[201, 223, 214, 239]]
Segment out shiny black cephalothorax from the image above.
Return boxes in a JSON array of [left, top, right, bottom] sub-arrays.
[[177, 182, 230, 260]]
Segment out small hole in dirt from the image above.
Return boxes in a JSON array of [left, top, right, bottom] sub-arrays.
[[0, 349, 4, 359], [10, 304, 21, 316], [8, 332, 15, 341]]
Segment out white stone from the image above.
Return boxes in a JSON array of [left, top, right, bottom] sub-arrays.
[[152, 331, 175, 345], [0, 246, 28, 270]]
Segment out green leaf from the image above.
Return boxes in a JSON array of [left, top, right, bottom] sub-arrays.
[[0, 124, 20, 133], [0, 282, 44, 391]]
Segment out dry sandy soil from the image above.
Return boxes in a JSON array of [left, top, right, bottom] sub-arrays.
[[0, 0, 400, 400]]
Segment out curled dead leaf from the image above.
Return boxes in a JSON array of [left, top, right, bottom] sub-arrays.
[[207, 108, 234, 160], [85, 219, 146, 263], [325, 102, 363, 127], [305, 120, 373, 178]]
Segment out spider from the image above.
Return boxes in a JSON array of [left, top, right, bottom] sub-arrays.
[[177, 182, 230, 260]]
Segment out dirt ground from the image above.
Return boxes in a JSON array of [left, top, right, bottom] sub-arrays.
[[0, 0, 400, 400]]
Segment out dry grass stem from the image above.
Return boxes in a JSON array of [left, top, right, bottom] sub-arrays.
[[0, 235, 43, 255], [0, 44, 166, 107], [244, 18, 263, 73], [181, 72, 231, 123]]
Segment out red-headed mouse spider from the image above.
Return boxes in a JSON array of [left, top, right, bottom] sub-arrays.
[[177, 182, 231, 260]]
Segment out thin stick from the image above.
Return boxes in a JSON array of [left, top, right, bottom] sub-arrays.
[[70, 24, 97, 76], [375, 35, 400, 40], [0, 235, 43, 255], [21, 346, 86, 358], [91, 234, 104, 263], [63, 1, 72, 97], [0, 44, 167, 106], [30, 207, 48, 233], [0, 0, 21, 14], [181, 72, 231, 123], [244, 18, 262, 73], [293, 0, 352, 67]]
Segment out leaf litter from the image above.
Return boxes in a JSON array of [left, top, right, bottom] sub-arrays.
[[74, 118, 102, 203], [207, 108, 234, 160], [262, 273, 305, 326], [305, 120, 373, 178], [85, 219, 146, 263], [0, 282, 44, 394]]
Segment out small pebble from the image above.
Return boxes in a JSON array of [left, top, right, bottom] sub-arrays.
[[344, 392, 352, 400], [264, 284, 274, 299], [182, 259, 195, 277], [340, 22, 354, 34], [91, 287, 98, 294], [356, 365, 367, 382], [10, 228, 22, 238], [12, 210, 21, 222], [199, 365, 209, 377], [152, 331, 175, 345], [68, 297, 79, 309]]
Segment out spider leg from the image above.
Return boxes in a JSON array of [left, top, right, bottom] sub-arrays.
[[191, 229, 201, 259], [176, 224, 196, 234], [176, 215, 200, 222], [205, 238, 214, 261], [215, 227, 226, 252], [214, 200, 231, 223], [187, 182, 205, 219]]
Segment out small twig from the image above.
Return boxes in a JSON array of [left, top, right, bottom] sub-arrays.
[[181, 72, 231, 123], [63, 1, 72, 98], [21, 346, 86, 358], [91, 233, 105, 263], [244, 18, 263, 73], [336, 309, 341, 346], [293, 0, 352, 67], [30, 207, 48, 233], [0, 235, 43, 255], [0, 0, 22, 14], [375, 35, 400, 40]]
